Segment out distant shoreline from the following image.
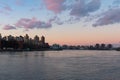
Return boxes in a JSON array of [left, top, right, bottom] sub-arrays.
[[0, 49, 119, 52]]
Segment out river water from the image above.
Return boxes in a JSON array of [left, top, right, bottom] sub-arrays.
[[0, 50, 120, 80]]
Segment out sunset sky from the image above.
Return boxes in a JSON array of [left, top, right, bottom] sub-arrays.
[[0, 0, 120, 45]]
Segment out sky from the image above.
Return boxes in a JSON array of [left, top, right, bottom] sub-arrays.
[[0, 0, 120, 45]]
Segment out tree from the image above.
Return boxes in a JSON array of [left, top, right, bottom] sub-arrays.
[[100, 44, 106, 49], [95, 43, 100, 49], [107, 44, 113, 49]]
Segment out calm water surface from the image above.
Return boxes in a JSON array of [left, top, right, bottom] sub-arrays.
[[0, 50, 120, 80]]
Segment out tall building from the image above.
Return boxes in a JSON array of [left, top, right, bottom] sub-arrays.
[[0, 33, 2, 39], [15, 36, 24, 49], [0, 34, 50, 50], [34, 35, 39, 45], [7, 35, 14, 41], [34, 35, 39, 42], [24, 34, 29, 39], [0, 33, 2, 49], [24, 34, 29, 43], [41, 36, 45, 44]]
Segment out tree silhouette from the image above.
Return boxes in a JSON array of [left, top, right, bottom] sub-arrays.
[[107, 44, 113, 49], [95, 43, 100, 49], [100, 44, 106, 50]]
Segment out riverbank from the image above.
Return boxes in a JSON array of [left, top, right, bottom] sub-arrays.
[[0, 48, 119, 52]]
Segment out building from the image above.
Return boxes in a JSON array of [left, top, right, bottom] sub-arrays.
[[24, 34, 29, 43], [0, 34, 50, 50], [15, 36, 24, 49], [0, 34, 2, 49], [34, 35, 39, 45], [41, 36, 45, 44]]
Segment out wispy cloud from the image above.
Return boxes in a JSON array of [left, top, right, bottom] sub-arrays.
[[113, 0, 120, 5], [15, 0, 24, 6], [3, 17, 52, 31], [30, 7, 36, 12], [93, 8, 120, 27], [15, 18, 52, 30], [3, 25, 16, 30], [3, 5, 12, 12], [49, 16, 64, 25], [1, 0, 120, 30], [0, 2, 13, 15], [70, 0, 101, 17]]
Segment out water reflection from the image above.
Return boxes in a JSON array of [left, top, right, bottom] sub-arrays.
[[0, 50, 120, 80], [0, 51, 46, 58], [40, 51, 45, 57]]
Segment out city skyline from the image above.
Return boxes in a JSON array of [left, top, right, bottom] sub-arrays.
[[0, 0, 120, 45], [0, 33, 117, 50], [0, 33, 50, 50]]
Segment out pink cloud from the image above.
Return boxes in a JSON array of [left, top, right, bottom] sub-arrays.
[[15, 0, 24, 6], [15, 18, 52, 30], [44, 0, 65, 13], [3, 5, 12, 12], [3, 25, 16, 30]]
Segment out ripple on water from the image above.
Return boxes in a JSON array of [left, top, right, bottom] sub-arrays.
[[0, 50, 120, 80]]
